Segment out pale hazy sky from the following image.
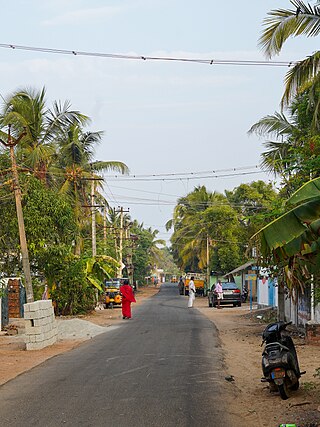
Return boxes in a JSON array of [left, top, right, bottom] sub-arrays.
[[1, 1, 319, 242]]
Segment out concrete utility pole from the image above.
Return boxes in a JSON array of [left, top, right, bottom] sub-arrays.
[[103, 204, 107, 247], [0, 125, 34, 302], [115, 206, 129, 278], [206, 234, 210, 292], [91, 180, 96, 257], [81, 177, 103, 258]]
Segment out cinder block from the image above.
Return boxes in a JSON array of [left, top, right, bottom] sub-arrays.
[[35, 333, 45, 343], [23, 304, 31, 312], [25, 324, 42, 335], [24, 312, 34, 320], [34, 318, 47, 327]]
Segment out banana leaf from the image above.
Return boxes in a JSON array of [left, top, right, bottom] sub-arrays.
[[87, 276, 103, 292], [288, 177, 320, 207], [252, 199, 320, 257]]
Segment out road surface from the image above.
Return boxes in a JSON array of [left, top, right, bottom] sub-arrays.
[[0, 283, 230, 426]]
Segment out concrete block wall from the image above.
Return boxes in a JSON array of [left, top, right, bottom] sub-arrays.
[[24, 300, 58, 350]]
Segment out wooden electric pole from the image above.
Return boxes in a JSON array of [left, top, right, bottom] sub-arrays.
[[0, 125, 34, 302]]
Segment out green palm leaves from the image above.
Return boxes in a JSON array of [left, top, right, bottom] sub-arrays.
[[0, 87, 129, 257], [260, 0, 320, 108], [167, 186, 242, 273], [259, 1, 320, 58], [251, 177, 320, 292]]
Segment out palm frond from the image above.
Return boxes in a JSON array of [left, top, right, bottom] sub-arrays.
[[90, 161, 129, 175], [282, 51, 320, 105], [259, 0, 320, 58], [248, 112, 295, 137], [260, 140, 293, 175]]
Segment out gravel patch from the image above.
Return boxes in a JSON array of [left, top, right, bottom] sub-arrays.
[[56, 318, 120, 340]]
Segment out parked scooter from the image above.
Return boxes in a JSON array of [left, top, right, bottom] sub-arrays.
[[261, 321, 304, 400]]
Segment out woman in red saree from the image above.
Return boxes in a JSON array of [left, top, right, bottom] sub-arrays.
[[120, 280, 136, 319]]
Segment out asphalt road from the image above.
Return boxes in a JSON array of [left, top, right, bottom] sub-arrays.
[[0, 283, 230, 427]]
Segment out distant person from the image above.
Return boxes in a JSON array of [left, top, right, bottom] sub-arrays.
[[42, 284, 49, 300], [120, 280, 136, 319], [214, 280, 223, 309], [188, 276, 196, 308], [178, 276, 184, 295]]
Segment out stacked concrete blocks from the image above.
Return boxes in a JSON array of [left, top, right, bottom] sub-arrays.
[[24, 300, 58, 350]]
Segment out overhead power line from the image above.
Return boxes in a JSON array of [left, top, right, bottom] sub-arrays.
[[104, 170, 264, 182], [0, 43, 297, 67], [104, 164, 260, 179]]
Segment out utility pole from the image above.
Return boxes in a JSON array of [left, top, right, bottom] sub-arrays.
[[103, 204, 107, 247], [0, 125, 34, 302], [81, 177, 103, 258], [115, 206, 129, 278], [127, 226, 133, 287], [206, 234, 210, 293], [91, 180, 96, 257]]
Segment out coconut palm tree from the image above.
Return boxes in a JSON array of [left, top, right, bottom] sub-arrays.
[[167, 186, 237, 271], [249, 86, 320, 200], [0, 87, 87, 183], [260, 1, 320, 112], [248, 111, 301, 178], [56, 123, 129, 254]]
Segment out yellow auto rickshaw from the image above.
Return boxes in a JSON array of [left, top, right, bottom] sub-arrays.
[[104, 279, 122, 309]]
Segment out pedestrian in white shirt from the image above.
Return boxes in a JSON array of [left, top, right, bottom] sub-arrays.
[[188, 276, 196, 308], [214, 280, 223, 309]]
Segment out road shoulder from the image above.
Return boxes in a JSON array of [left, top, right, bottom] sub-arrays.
[[196, 296, 320, 427], [0, 286, 159, 386]]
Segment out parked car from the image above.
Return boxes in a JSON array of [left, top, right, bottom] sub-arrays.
[[207, 282, 242, 307]]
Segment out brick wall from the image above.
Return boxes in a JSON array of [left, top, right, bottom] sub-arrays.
[[23, 300, 58, 350], [306, 323, 320, 346]]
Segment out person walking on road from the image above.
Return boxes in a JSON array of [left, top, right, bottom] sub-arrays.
[[120, 279, 136, 319], [214, 280, 223, 309], [188, 276, 196, 308], [178, 276, 184, 295]]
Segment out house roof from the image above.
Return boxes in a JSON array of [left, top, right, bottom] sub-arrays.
[[225, 261, 254, 276]]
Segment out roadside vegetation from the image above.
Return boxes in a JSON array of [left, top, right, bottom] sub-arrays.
[[168, 0, 320, 308], [0, 87, 167, 314]]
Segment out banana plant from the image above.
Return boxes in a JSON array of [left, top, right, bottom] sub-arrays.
[[85, 255, 119, 292], [251, 177, 320, 292]]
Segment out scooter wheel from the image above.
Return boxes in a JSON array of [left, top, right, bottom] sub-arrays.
[[290, 380, 299, 391], [278, 380, 290, 400]]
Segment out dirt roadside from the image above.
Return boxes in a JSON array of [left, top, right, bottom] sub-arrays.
[[195, 297, 320, 427], [0, 286, 319, 427]]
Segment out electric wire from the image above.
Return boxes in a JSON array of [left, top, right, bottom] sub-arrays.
[[103, 165, 260, 178], [104, 170, 264, 182], [0, 43, 298, 67]]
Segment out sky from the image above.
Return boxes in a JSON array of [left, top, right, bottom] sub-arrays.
[[1, 1, 319, 243]]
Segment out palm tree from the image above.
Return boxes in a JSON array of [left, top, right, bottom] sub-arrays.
[[146, 227, 166, 266], [249, 83, 320, 195], [248, 111, 301, 177], [167, 186, 233, 271], [251, 176, 320, 295], [0, 87, 87, 183], [56, 123, 129, 254], [260, 1, 320, 111]]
